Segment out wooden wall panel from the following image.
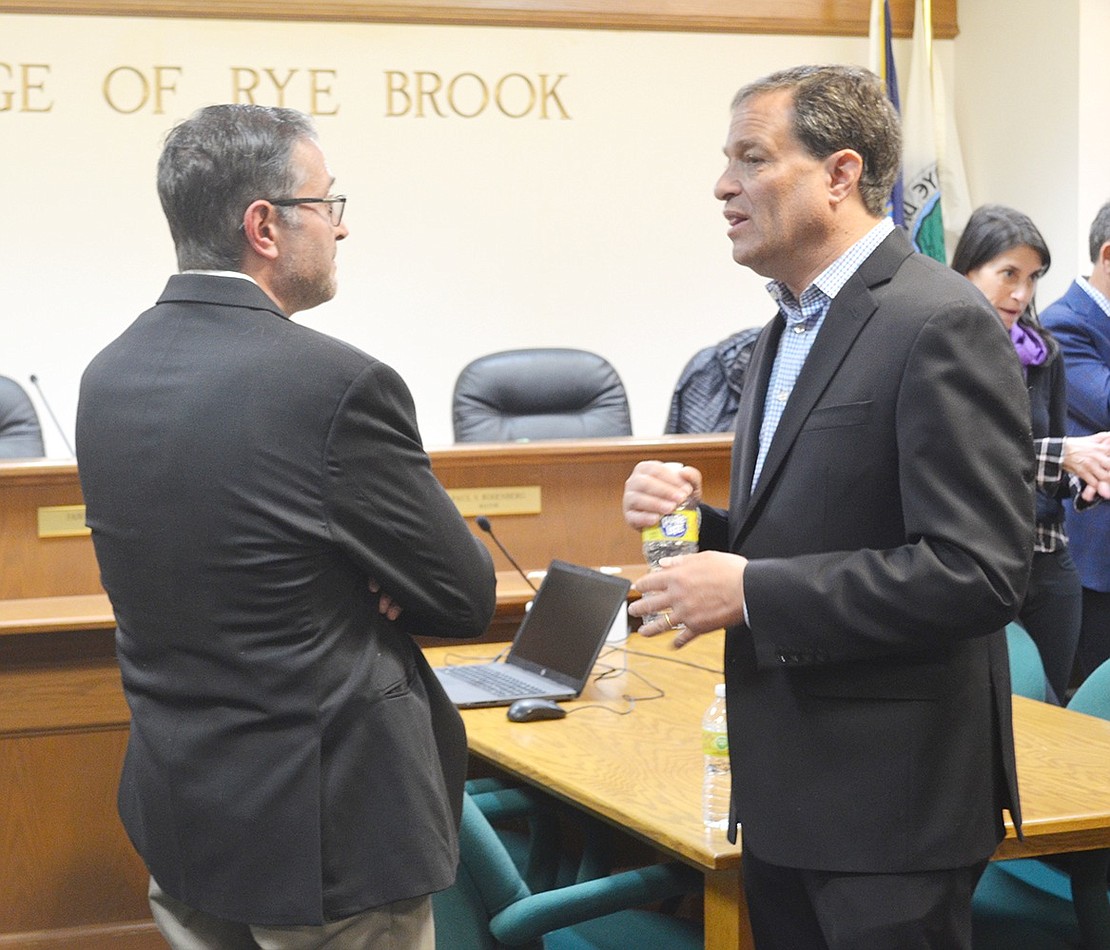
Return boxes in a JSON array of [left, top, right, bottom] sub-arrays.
[[429, 434, 733, 574], [0, 463, 101, 601], [0, 0, 958, 38], [0, 730, 149, 932], [0, 436, 734, 600]]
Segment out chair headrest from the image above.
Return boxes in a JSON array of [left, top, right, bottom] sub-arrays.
[[453, 348, 632, 442]]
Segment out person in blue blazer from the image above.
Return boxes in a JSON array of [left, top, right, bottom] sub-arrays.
[[1042, 200, 1110, 684], [624, 65, 1032, 949], [76, 105, 496, 949]]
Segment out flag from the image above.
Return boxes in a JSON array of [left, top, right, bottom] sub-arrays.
[[930, 37, 972, 252], [900, 0, 972, 261], [869, 0, 903, 226]]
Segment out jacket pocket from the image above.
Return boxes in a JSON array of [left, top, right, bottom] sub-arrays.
[[802, 400, 873, 431]]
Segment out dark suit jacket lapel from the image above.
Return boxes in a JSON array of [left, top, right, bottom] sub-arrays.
[[729, 229, 914, 550]]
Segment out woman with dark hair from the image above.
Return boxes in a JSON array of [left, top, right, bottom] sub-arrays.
[[953, 204, 1110, 699]]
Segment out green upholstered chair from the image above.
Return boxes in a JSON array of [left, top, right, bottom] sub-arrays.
[[433, 790, 703, 950], [1069, 657, 1110, 721], [1006, 621, 1048, 702], [972, 658, 1110, 949], [464, 779, 598, 894]]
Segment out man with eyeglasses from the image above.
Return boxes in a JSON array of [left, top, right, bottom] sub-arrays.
[[75, 104, 495, 949]]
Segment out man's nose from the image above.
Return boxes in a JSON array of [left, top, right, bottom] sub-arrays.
[[714, 171, 737, 201]]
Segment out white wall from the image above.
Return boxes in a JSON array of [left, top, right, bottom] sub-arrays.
[[953, 0, 1102, 305], [1077, 0, 1110, 272], [3, 7, 1108, 454], [2, 14, 868, 453]]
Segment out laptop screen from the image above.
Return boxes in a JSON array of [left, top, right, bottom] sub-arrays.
[[508, 560, 631, 686]]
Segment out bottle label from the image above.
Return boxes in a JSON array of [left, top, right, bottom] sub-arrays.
[[702, 731, 729, 756], [642, 509, 700, 544]]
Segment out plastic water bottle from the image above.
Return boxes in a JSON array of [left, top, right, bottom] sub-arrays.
[[640, 463, 700, 627], [702, 683, 730, 831]]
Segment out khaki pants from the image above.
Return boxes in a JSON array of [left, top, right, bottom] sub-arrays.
[[148, 877, 435, 950]]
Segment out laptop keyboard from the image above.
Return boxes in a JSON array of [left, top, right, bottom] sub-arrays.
[[443, 664, 539, 697]]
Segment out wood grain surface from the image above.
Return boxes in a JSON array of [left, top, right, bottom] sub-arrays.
[[429, 630, 1110, 947]]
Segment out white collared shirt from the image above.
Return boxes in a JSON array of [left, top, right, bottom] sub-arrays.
[[1077, 275, 1110, 319], [181, 269, 259, 286]]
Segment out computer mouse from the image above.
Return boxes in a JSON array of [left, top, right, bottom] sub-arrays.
[[507, 698, 567, 722]]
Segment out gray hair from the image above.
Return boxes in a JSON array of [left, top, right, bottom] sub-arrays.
[[156, 104, 317, 271], [1089, 200, 1110, 264], [731, 64, 902, 218]]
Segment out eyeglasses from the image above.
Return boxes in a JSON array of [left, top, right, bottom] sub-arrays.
[[265, 195, 347, 227]]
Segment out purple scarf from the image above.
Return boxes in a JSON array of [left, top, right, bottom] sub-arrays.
[[1011, 322, 1047, 368]]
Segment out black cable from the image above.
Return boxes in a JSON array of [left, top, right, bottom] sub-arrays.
[[567, 661, 666, 715], [612, 644, 724, 675]]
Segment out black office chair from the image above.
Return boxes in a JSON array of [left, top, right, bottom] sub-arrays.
[[452, 348, 632, 442]]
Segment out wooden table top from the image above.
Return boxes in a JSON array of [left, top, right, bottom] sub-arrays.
[[0, 593, 117, 635], [1001, 693, 1110, 858], [427, 630, 1110, 870], [431, 630, 740, 871]]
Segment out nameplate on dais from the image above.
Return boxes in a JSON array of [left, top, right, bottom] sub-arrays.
[[37, 505, 91, 538], [447, 486, 541, 517]]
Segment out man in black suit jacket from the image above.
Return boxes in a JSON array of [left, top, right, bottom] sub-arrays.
[[624, 66, 1033, 948], [76, 105, 496, 948]]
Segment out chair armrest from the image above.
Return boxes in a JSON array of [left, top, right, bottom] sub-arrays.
[[468, 786, 552, 823], [466, 785, 567, 891], [464, 776, 514, 796], [489, 862, 702, 945], [465, 784, 619, 888]]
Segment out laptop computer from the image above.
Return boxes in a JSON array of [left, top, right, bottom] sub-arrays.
[[433, 559, 631, 708]]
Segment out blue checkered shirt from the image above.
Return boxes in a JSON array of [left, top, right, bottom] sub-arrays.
[[751, 218, 895, 489]]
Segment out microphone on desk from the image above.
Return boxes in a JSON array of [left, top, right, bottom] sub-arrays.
[[28, 374, 75, 457], [476, 515, 538, 593]]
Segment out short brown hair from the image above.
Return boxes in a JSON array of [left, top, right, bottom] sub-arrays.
[[732, 65, 902, 217]]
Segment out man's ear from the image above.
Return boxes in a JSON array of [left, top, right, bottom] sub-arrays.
[[242, 200, 281, 262], [1098, 240, 1110, 275], [826, 148, 864, 205]]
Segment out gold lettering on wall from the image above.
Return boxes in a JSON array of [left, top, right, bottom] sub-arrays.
[[0, 62, 53, 112], [102, 65, 181, 114], [384, 71, 570, 118], [229, 67, 340, 114], [0, 60, 571, 119]]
